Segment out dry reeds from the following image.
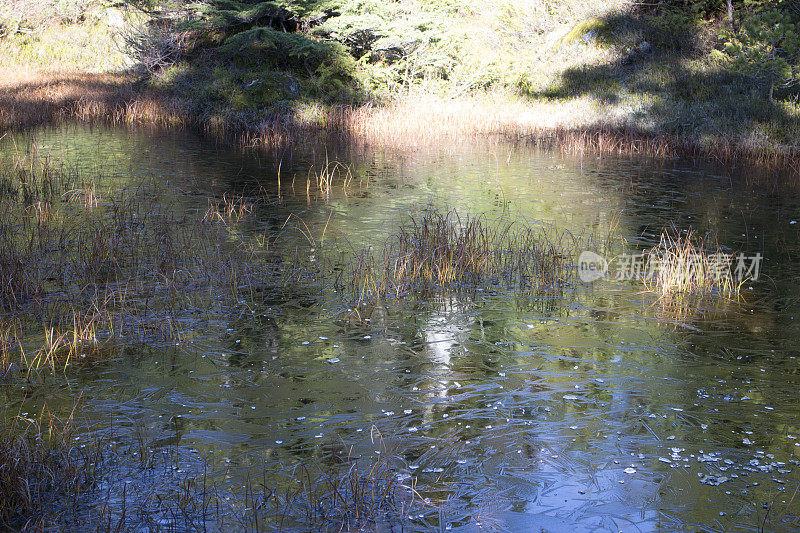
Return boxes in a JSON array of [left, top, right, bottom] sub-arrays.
[[0, 404, 97, 530], [2, 69, 798, 180], [24, 311, 119, 373], [642, 230, 741, 298], [387, 210, 575, 291], [334, 209, 581, 310], [203, 192, 254, 225], [311, 158, 360, 197], [0, 70, 187, 131]]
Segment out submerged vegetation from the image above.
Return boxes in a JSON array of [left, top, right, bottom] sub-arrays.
[[0, 147, 750, 379], [0, 405, 96, 530], [0, 149, 289, 378], [0, 399, 428, 530]]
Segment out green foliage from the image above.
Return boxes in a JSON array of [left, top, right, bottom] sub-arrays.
[[218, 25, 353, 76], [641, 7, 701, 52], [139, 0, 362, 119], [724, 7, 800, 98]]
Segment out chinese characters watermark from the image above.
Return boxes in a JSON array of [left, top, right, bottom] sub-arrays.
[[578, 250, 762, 284]]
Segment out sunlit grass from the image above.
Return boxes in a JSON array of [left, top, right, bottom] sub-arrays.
[[643, 230, 741, 299], [333, 209, 586, 313]]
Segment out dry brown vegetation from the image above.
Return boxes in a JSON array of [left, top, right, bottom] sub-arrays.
[[2, 71, 796, 180], [0, 69, 186, 130]]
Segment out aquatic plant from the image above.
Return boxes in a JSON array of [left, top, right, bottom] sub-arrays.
[[387, 210, 575, 292], [0, 151, 292, 376], [334, 209, 582, 312], [25, 311, 119, 373], [203, 192, 255, 225], [258, 431, 427, 531], [0, 405, 98, 530], [643, 230, 742, 298]]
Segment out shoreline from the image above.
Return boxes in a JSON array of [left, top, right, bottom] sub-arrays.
[[1, 69, 797, 180]]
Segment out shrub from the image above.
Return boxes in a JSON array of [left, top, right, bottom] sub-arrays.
[[0, 0, 94, 37]]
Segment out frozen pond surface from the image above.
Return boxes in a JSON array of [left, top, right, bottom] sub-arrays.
[[2, 125, 800, 531]]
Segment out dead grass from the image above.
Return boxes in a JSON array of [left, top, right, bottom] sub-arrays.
[[0, 69, 186, 130], [1, 69, 798, 179], [0, 403, 99, 530], [333, 209, 585, 313], [643, 230, 742, 299]]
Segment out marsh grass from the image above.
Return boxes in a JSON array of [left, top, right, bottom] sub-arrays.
[[0, 70, 186, 131], [643, 230, 742, 299], [235, 430, 428, 532], [24, 311, 120, 373], [332, 209, 587, 313], [0, 151, 292, 377], [0, 403, 100, 530], [203, 192, 254, 225], [53, 424, 431, 532], [310, 158, 362, 199]]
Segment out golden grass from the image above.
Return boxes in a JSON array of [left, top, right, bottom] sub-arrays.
[[0, 69, 186, 130], [25, 311, 120, 373], [643, 230, 741, 298], [1, 69, 798, 179], [202, 192, 254, 226]]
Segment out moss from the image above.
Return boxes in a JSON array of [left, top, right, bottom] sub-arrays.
[[559, 17, 619, 48]]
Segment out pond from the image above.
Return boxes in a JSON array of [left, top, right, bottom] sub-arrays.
[[2, 124, 800, 532]]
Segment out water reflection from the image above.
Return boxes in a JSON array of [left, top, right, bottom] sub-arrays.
[[2, 124, 800, 530]]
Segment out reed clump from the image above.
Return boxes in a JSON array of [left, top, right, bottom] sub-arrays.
[[24, 311, 120, 373], [388, 210, 576, 291], [203, 192, 254, 225], [0, 406, 98, 530], [335, 209, 583, 309], [310, 158, 361, 198], [642, 230, 742, 298]]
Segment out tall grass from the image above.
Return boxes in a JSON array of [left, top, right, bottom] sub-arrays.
[[333, 209, 584, 311], [0, 404, 99, 530], [0, 151, 290, 376], [643, 230, 741, 299]]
